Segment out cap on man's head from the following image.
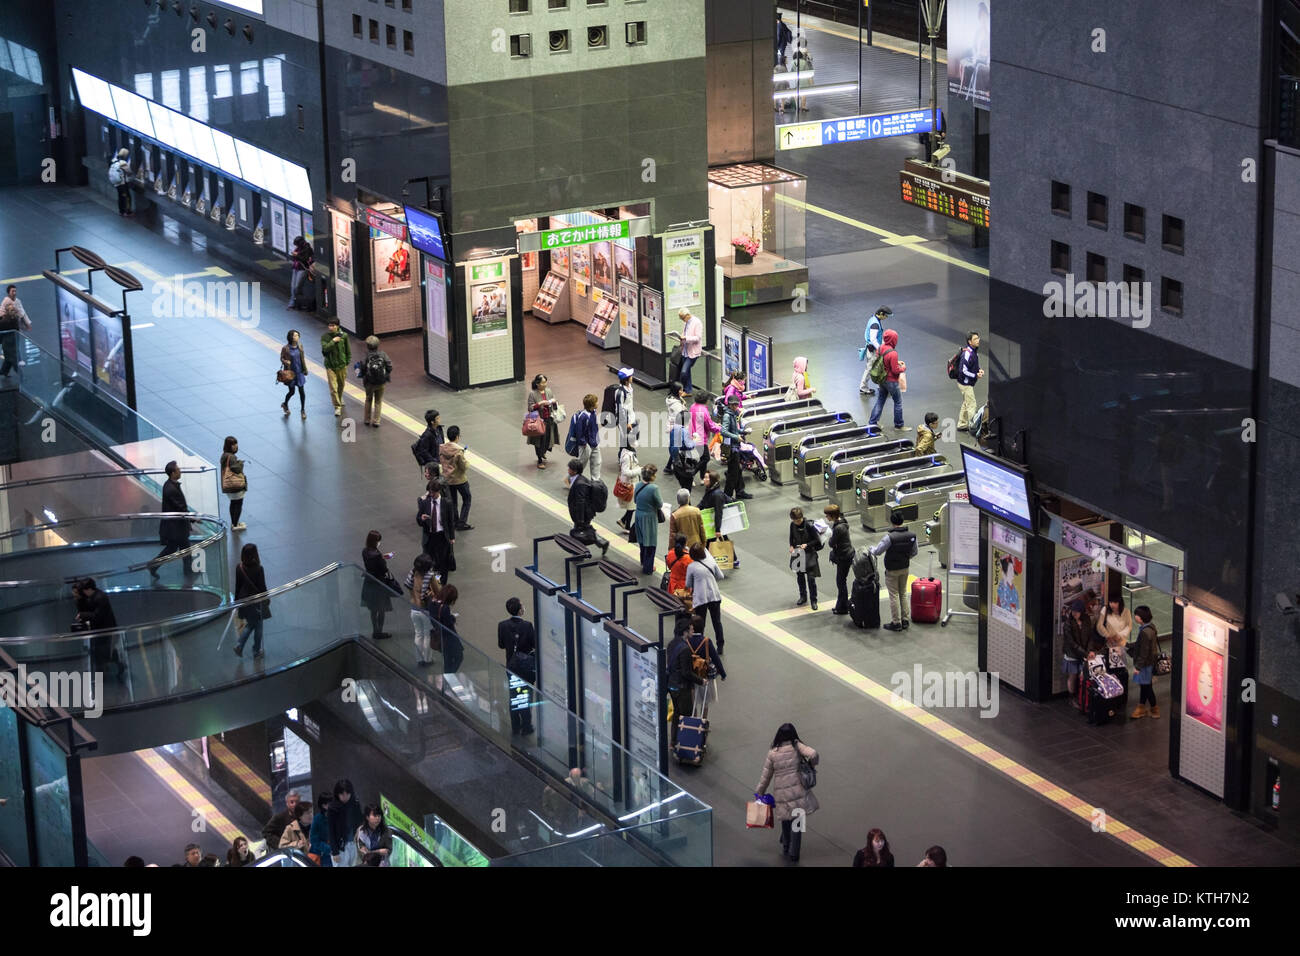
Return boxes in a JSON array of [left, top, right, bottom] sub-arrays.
[[875, 306, 893, 318], [617, 367, 633, 380], [890, 509, 906, 526]]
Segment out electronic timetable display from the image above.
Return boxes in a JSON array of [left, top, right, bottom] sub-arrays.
[[899, 159, 990, 228], [961, 446, 1035, 532]]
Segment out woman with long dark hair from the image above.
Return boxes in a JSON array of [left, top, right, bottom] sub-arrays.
[[220, 435, 247, 531], [354, 804, 392, 866], [361, 529, 396, 640], [526, 372, 560, 469], [755, 722, 819, 863], [233, 543, 268, 659], [852, 828, 895, 867], [226, 836, 254, 867], [328, 779, 362, 867], [429, 584, 464, 674], [279, 328, 308, 419]]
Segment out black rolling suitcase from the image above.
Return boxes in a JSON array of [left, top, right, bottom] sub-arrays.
[[1085, 660, 1125, 725], [668, 344, 683, 385], [849, 576, 880, 628]]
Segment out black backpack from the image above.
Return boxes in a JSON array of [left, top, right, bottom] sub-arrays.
[[946, 348, 963, 380], [588, 477, 609, 514], [363, 352, 389, 385], [600, 384, 620, 427]]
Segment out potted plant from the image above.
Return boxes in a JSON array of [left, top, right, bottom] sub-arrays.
[[731, 235, 759, 265]]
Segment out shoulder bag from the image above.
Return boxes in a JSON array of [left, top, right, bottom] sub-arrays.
[[796, 742, 817, 790], [1154, 630, 1171, 675]]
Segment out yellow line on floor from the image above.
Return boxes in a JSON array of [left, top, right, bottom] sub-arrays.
[[167, 274, 1190, 868], [135, 749, 247, 847], [208, 738, 272, 805], [775, 194, 990, 276]]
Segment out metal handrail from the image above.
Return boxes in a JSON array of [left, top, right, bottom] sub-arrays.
[[0, 466, 215, 493], [0, 561, 345, 643], [0, 512, 222, 543]]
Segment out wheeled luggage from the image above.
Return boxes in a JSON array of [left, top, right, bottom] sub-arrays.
[[910, 569, 942, 624], [673, 715, 709, 765], [1086, 671, 1125, 724], [849, 576, 880, 628]]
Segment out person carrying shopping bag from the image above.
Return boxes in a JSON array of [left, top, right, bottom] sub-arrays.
[[755, 722, 819, 863]]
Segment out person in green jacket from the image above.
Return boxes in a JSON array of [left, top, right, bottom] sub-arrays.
[[633, 464, 664, 574], [321, 318, 351, 418]]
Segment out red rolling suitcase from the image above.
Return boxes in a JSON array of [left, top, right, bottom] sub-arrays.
[[910, 557, 942, 624]]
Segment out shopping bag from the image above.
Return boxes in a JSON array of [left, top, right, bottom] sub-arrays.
[[708, 538, 735, 571], [746, 793, 775, 829]]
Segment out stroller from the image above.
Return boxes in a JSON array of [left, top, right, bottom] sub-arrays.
[[729, 438, 768, 482]]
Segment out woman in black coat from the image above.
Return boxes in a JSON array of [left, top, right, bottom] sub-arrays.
[[429, 584, 464, 675], [361, 529, 396, 640], [233, 543, 269, 658]]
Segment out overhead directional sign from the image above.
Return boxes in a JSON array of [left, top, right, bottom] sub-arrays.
[[777, 108, 941, 150]]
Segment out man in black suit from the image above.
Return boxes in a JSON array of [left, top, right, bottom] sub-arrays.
[[497, 596, 536, 735], [150, 460, 194, 578], [417, 479, 457, 582], [565, 458, 609, 556]]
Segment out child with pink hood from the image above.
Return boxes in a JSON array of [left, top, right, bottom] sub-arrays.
[[784, 356, 816, 402]]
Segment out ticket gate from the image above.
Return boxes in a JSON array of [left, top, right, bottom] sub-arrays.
[[792, 426, 882, 497], [765, 413, 858, 484], [731, 386, 788, 406], [739, 399, 826, 443], [889, 471, 968, 528], [822, 439, 918, 512], [855, 455, 950, 530]]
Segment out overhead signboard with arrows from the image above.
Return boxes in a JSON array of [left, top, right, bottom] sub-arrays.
[[777, 108, 941, 150]]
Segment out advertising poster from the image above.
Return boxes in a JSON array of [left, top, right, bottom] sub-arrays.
[[722, 324, 743, 380], [332, 212, 353, 288], [580, 619, 615, 794], [470, 280, 509, 339], [947, 0, 991, 110], [639, 284, 663, 353], [516, 219, 538, 270], [591, 241, 613, 293], [570, 244, 591, 286], [745, 334, 769, 389], [624, 644, 662, 774], [619, 279, 640, 343], [91, 312, 127, 403], [425, 259, 447, 338], [550, 244, 569, 275], [614, 243, 635, 283], [991, 546, 1024, 632], [372, 235, 412, 292], [57, 286, 92, 372], [285, 206, 302, 246], [269, 198, 287, 253], [1184, 609, 1227, 733], [666, 247, 703, 310], [1056, 553, 1105, 626]]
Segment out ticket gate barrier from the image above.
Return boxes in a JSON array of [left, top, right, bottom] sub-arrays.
[[855, 455, 950, 531], [730, 385, 788, 405], [889, 471, 968, 527], [738, 399, 826, 442], [925, 502, 948, 567], [823, 439, 918, 512], [764, 412, 858, 484], [793, 427, 888, 499]]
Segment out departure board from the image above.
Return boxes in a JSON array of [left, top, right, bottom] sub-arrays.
[[899, 159, 990, 228]]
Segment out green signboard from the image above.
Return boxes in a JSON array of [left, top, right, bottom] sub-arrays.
[[469, 260, 504, 282], [539, 219, 630, 250], [379, 794, 491, 867]]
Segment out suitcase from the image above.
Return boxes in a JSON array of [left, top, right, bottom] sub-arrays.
[[673, 715, 709, 766], [910, 565, 942, 624], [1086, 672, 1125, 724], [849, 576, 880, 628]]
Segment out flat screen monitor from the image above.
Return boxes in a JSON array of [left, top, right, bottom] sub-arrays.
[[960, 446, 1035, 533], [72, 68, 116, 120], [108, 85, 154, 139], [404, 205, 447, 261], [210, 128, 242, 179]]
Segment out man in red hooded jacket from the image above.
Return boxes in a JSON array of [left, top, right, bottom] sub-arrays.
[[867, 329, 907, 430]]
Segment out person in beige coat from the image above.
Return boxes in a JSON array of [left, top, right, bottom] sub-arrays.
[[1095, 596, 1132, 649], [755, 722, 819, 863], [668, 488, 706, 551]]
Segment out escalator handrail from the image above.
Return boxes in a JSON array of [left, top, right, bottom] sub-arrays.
[[389, 828, 445, 867], [253, 847, 319, 867], [0, 466, 216, 494], [0, 561, 350, 643]]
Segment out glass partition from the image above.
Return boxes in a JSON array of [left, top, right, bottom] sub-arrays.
[[25, 721, 75, 867], [0, 469, 222, 534], [0, 705, 30, 865]]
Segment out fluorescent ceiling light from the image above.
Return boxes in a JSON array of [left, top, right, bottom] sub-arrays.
[[772, 81, 858, 100]]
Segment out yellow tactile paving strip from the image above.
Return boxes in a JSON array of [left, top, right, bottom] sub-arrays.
[[208, 738, 272, 806], [145, 264, 1192, 867], [135, 748, 248, 847]]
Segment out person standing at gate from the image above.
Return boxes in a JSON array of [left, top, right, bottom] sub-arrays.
[[678, 308, 703, 392], [720, 395, 752, 500], [955, 331, 985, 433], [869, 509, 918, 631], [108, 148, 133, 216], [321, 318, 351, 419]]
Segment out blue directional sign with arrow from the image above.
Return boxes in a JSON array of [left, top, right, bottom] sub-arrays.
[[778, 108, 941, 150]]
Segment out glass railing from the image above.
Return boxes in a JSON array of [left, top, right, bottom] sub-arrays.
[[6, 329, 208, 473], [0, 468, 222, 534], [0, 562, 711, 866]]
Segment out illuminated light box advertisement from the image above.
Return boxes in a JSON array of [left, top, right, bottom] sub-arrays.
[[373, 235, 412, 292], [614, 242, 635, 283], [57, 285, 92, 373], [948, 0, 991, 110], [722, 324, 743, 380], [745, 334, 769, 390], [1183, 609, 1226, 733], [91, 313, 128, 403], [404, 205, 447, 261], [962, 446, 1034, 532], [470, 281, 509, 339]]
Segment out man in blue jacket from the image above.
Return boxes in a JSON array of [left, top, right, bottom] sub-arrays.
[[571, 393, 602, 478], [955, 331, 985, 432]]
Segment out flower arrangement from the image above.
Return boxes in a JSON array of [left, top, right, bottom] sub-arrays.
[[731, 235, 759, 256]]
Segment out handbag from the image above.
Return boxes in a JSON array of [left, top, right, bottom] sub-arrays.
[[552, 403, 566, 423], [508, 649, 536, 683], [796, 744, 817, 790], [613, 477, 635, 501], [276, 367, 295, 384], [1154, 632, 1171, 676], [222, 464, 247, 493], [522, 413, 546, 437], [383, 571, 404, 596], [746, 794, 775, 829], [673, 588, 694, 613]]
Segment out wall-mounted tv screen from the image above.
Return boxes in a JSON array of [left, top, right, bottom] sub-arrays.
[[961, 445, 1036, 533], [404, 205, 447, 262]]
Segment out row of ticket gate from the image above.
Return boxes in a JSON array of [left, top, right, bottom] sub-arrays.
[[744, 395, 966, 531]]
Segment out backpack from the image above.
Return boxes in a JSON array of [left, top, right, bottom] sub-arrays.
[[869, 347, 894, 385], [564, 413, 582, 456], [108, 161, 125, 186], [363, 352, 389, 385], [687, 635, 710, 681], [587, 477, 609, 514], [947, 348, 963, 380], [600, 383, 621, 428]]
